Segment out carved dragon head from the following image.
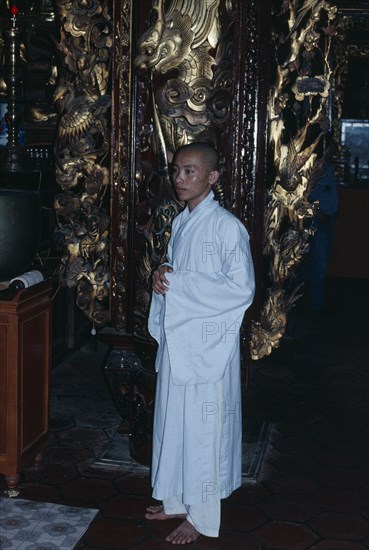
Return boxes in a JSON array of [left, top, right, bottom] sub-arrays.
[[133, 0, 193, 75]]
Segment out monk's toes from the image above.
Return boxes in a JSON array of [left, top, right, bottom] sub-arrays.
[[166, 520, 200, 544], [146, 505, 163, 513], [145, 504, 163, 520], [145, 505, 164, 517]]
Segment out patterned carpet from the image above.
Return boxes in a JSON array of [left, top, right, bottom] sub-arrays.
[[0, 497, 98, 549]]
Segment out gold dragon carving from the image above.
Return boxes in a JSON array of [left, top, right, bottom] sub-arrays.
[[250, 0, 338, 359], [134, 0, 223, 152], [50, 0, 339, 352], [132, 0, 234, 338], [53, 0, 112, 326]]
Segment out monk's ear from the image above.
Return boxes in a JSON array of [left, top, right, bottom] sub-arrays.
[[209, 170, 219, 185]]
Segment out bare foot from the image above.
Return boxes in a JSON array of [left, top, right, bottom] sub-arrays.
[[166, 519, 200, 544], [145, 505, 186, 521]]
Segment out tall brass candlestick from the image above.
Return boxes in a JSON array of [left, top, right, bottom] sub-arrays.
[[0, 5, 30, 173]]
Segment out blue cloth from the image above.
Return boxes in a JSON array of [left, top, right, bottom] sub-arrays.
[[310, 161, 338, 216], [302, 161, 339, 311]]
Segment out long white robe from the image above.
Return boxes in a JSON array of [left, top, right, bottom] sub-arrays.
[[148, 191, 255, 505]]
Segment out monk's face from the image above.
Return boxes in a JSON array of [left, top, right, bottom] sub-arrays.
[[171, 150, 219, 211]]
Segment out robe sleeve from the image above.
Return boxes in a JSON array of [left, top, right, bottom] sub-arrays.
[[163, 219, 255, 385]]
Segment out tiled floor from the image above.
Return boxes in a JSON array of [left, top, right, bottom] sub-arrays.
[[1, 278, 368, 549]]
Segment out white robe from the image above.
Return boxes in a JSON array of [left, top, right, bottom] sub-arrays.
[[148, 191, 255, 505]]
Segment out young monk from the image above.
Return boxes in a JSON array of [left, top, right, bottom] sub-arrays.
[[146, 142, 255, 544]]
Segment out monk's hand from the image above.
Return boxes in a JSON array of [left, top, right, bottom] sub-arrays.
[[152, 265, 173, 295]]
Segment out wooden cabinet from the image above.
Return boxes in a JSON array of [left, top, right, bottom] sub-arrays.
[[0, 280, 52, 488]]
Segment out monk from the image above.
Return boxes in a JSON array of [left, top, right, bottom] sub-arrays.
[[146, 142, 255, 544]]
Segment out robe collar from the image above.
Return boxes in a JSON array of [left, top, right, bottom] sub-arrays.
[[173, 190, 217, 251], [182, 189, 217, 221]]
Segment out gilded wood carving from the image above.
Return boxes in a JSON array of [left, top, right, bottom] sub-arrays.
[[52, 0, 341, 363], [250, 0, 338, 359], [130, 0, 338, 358], [53, 0, 112, 326], [110, 0, 133, 333]]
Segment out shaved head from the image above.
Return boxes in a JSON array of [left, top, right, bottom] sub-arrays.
[[173, 142, 219, 171]]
